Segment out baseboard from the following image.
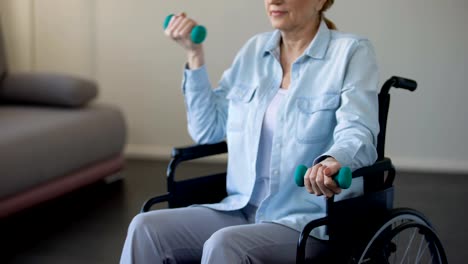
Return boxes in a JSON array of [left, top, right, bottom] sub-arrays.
[[125, 144, 173, 160], [125, 144, 468, 173], [390, 156, 468, 174], [124, 144, 228, 163]]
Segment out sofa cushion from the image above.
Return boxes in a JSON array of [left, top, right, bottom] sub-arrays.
[[0, 73, 97, 107], [0, 104, 126, 199]]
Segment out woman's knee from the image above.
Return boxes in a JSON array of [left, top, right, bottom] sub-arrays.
[[204, 228, 225, 249], [128, 213, 152, 234], [122, 212, 171, 263], [127, 211, 171, 239], [203, 227, 243, 253]]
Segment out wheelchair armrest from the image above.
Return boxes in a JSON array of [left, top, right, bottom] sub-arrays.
[[166, 141, 228, 197], [352, 157, 396, 189], [141, 193, 171, 213], [171, 141, 228, 163]]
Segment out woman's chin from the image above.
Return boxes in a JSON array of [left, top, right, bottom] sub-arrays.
[[270, 21, 287, 31]]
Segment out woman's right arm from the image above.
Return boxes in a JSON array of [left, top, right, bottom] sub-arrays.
[[164, 13, 205, 69], [165, 13, 232, 144], [165, 14, 259, 144]]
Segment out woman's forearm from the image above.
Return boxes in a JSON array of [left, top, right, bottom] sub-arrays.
[[187, 47, 205, 70]]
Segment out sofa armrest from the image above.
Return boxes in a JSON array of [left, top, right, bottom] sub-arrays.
[[0, 73, 97, 107]]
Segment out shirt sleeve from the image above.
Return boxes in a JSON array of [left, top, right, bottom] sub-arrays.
[[314, 39, 380, 171], [182, 64, 231, 144], [181, 34, 260, 144]]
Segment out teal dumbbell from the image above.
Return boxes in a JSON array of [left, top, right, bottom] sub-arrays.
[[294, 165, 352, 189], [163, 14, 207, 44]]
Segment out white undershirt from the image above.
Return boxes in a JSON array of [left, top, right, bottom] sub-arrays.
[[250, 88, 288, 207]]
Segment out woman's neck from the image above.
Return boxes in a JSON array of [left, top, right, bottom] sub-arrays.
[[278, 18, 321, 89], [280, 18, 321, 61]]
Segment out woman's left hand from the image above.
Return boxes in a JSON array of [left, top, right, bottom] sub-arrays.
[[304, 157, 342, 198]]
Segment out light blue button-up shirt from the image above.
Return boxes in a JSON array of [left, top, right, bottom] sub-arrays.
[[182, 20, 379, 239]]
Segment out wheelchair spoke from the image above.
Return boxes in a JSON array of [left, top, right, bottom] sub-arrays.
[[357, 211, 447, 264], [398, 228, 416, 264], [393, 218, 412, 264], [415, 233, 428, 263], [429, 243, 441, 264], [393, 220, 404, 263], [398, 226, 445, 264]]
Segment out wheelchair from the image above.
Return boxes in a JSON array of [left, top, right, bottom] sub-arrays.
[[141, 76, 448, 264]]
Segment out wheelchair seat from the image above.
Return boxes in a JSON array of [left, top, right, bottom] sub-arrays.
[[141, 76, 448, 264]]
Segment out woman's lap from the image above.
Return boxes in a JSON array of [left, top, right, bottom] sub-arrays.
[[121, 206, 329, 263]]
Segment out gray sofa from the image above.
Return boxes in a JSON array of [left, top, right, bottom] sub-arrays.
[[0, 21, 126, 218]]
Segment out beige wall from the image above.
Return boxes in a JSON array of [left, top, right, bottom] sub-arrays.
[[33, 0, 95, 78], [1, 0, 94, 76], [1, 0, 33, 71], [2, 0, 468, 172]]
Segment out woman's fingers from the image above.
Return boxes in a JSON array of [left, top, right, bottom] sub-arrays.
[[164, 13, 202, 53], [165, 13, 194, 40], [178, 19, 196, 38], [305, 164, 321, 195], [304, 167, 314, 194], [323, 164, 341, 194], [316, 166, 334, 198], [324, 174, 341, 194], [321, 158, 342, 194], [304, 157, 343, 197]]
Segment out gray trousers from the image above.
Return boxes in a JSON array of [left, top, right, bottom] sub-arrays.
[[120, 205, 329, 263]]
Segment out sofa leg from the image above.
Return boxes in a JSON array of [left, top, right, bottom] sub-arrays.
[[104, 172, 125, 184]]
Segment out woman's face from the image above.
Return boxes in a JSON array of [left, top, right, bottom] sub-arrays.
[[264, 0, 326, 31]]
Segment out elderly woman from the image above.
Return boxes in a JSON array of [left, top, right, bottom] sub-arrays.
[[121, 0, 379, 263]]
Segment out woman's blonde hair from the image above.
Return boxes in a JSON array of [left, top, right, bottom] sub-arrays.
[[321, 0, 337, 30]]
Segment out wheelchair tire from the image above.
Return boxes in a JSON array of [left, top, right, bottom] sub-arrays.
[[356, 208, 447, 264]]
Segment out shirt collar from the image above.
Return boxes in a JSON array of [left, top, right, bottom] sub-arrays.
[[263, 20, 331, 60]]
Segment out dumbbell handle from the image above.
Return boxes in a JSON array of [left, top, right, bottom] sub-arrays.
[[163, 14, 207, 44], [294, 165, 352, 189]]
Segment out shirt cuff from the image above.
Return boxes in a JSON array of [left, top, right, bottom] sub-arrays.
[[313, 155, 333, 165], [313, 148, 352, 170], [182, 63, 211, 94]]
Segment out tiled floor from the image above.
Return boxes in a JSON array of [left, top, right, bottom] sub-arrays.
[[1, 159, 466, 263]]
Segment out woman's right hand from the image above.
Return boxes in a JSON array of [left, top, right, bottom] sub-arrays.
[[304, 157, 342, 198], [164, 13, 204, 69]]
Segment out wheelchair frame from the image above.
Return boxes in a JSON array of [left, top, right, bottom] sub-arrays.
[[141, 76, 448, 263]]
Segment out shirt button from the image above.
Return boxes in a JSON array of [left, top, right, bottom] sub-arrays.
[[275, 143, 281, 148], [273, 170, 279, 175]]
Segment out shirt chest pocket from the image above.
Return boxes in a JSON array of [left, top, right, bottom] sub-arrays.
[[226, 84, 257, 132], [295, 94, 340, 144]]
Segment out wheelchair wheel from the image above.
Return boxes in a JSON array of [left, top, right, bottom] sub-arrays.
[[356, 208, 447, 264]]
